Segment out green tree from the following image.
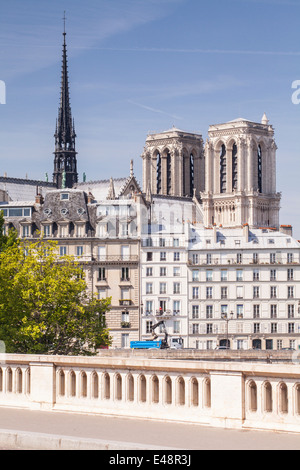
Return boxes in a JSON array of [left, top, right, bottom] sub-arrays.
[[0, 237, 112, 355]]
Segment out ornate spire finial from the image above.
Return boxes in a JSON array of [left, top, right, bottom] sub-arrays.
[[53, 18, 78, 189], [63, 11, 66, 36]]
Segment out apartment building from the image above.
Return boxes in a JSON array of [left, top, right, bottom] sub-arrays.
[[188, 224, 300, 350]]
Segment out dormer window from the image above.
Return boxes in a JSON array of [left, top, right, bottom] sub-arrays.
[[60, 193, 69, 201]]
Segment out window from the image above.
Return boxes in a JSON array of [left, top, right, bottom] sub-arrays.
[[236, 269, 243, 281], [146, 283, 153, 294], [221, 305, 228, 316], [237, 304, 243, 318], [206, 270, 213, 281], [22, 225, 30, 237], [60, 193, 69, 200], [121, 245, 129, 260], [173, 267, 180, 277], [160, 267, 166, 277], [206, 305, 213, 319], [98, 267, 106, 281], [121, 334, 129, 348], [192, 324, 199, 334], [237, 253, 242, 264], [43, 224, 51, 237], [270, 269, 276, 281], [159, 238, 165, 247], [146, 267, 152, 276], [206, 254, 212, 264], [287, 253, 293, 263], [97, 287, 106, 300], [221, 287, 227, 299], [159, 283, 166, 294], [253, 269, 259, 281], [206, 324, 213, 334], [173, 300, 180, 315], [288, 286, 294, 299], [122, 311, 129, 323], [174, 252, 180, 261], [271, 323, 277, 333], [76, 246, 83, 257], [192, 287, 199, 299], [121, 223, 129, 237], [270, 304, 277, 319], [146, 252, 153, 262], [270, 253, 276, 264], [220, 144, 226, 193], [221, 270, 227, 281], [253, 304, 260, 318], [173, 282, 180, 294], [145, 301, 153, 316], [270, 286, 277, 299], [236, 286, 244, 299], [160, 252, 166, 261], [253, 286, 259, 298], [192, 305, 199, 319], [254, 323, 260, 333], [288, 304, 295, 318], [173, 321, 180, 334], [121, 288, 130, 300], [257, 145, 262, 193], [192, 254, 198, 264], [253, 253, 258, 263], [121, 267, 129, 281], [193, 270, 199, 281], [60, 246, 67, 256], [206, 287, 213, 299], [173, 238, 179, 247], [288, 269, 294, 280], [288, 323, 295, 334], [146, 321, 153, 334]]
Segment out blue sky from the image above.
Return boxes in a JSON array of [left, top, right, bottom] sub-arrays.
[[1, 0, 300, 236]]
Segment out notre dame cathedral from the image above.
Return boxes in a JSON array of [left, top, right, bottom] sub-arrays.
[[0, 25, 282, 232]]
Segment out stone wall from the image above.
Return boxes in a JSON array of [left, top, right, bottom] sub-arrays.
[[1, 351, 300, 433]]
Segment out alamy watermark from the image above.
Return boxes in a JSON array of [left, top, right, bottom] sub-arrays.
[[291, 80, 300, 104], [0, 80, 6, 105]]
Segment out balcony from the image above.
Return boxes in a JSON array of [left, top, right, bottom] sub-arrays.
[[95, 255, 139, 264], [119, 299, 132, 306]]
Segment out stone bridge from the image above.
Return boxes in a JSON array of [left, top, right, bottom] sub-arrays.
[[1, 349, 300, 434]]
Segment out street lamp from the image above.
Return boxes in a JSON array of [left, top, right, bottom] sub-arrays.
[[221, 311, 234, 348]]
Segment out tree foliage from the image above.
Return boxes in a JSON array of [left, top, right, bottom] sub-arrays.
[[0, 237, 112, 355]]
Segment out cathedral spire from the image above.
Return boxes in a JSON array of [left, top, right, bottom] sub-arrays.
[[53, 14, 78, 189]]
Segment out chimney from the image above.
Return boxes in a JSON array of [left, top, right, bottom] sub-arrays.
[[35, 186, 44, 205], [279, 225, 293, 237], [243, 223, 249, 242]]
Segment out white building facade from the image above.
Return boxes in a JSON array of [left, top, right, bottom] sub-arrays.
[[187, 224, 300, 350]]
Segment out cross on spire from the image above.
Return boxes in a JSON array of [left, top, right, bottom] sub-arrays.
[[63, 11, 66, 36]]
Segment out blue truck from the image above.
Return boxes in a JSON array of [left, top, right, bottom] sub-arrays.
[[130, 320, 183, 350], [130, 339, 164, 349]]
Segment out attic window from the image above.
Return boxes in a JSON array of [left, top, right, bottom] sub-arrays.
[[60, 193, 69, 201]]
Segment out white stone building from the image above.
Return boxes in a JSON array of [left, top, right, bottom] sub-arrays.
[[140, 195, 202, 348], [187, 223, 300, 350]]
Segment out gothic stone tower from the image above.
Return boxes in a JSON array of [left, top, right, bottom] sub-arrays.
[[141, 127, 204, 198], [53, 27, 78, 189], [201, 115, 281, 228]]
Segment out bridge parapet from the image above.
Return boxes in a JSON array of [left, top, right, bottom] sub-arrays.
[[0, 351, 300, 433]]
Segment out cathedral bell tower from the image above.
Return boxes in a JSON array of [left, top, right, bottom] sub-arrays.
[[201, 115, 281, 229], [53, 21, 78, 189]]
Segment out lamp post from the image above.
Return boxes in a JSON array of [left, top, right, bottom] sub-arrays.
[[221, 311, 234, 348]]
